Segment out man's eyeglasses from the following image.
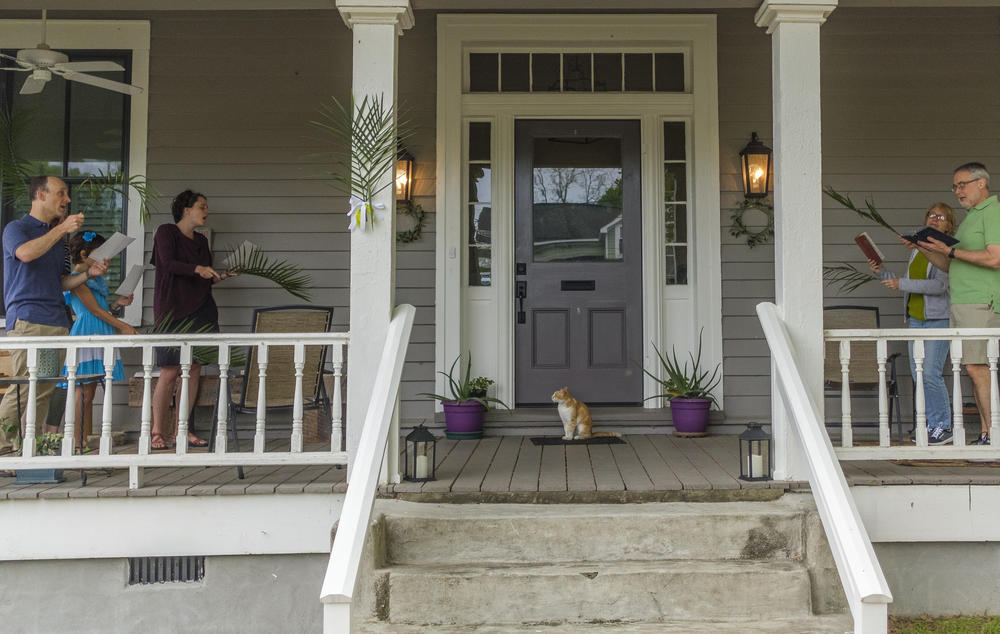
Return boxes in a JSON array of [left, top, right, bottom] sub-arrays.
[[952, 178, 982, 193], [926, 213, 947, 221]]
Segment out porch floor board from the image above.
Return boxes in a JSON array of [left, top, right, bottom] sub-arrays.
[[1, 435, 999, 501]]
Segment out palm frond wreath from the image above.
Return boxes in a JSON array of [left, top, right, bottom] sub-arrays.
[[823, 186, 899, 234], [79, 169, 159, 224], [0, 105, 32, 208], [823, 263, 878, 293], [310, 93, 412, 231], [223, 242, 312, 302]]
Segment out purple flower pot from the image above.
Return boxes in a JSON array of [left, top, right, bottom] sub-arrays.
[[669, 398, 712, 436], [443, 401, 486, 439]]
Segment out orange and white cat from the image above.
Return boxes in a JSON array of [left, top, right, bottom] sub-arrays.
[[551, 386, 621, 440]]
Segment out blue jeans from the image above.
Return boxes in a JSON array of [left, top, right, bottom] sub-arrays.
[[908, 317, 951, 430]]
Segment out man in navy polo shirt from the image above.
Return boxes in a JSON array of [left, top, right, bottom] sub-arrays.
[[0, 176, 107, 452]]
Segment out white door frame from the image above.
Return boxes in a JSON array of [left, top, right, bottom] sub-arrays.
[[435, 14, 721, 409]]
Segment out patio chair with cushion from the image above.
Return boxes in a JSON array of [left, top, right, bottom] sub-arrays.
[[823, 305, 903, 442], [210, 305, 336, 476]]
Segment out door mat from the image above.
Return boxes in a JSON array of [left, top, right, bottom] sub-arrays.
[[530, 436, 625, 446]]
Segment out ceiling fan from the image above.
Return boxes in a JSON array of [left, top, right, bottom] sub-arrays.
[[0, 10, 142, 96]]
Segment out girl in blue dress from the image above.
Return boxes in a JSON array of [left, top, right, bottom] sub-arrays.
[[62, 231, 137, 448]]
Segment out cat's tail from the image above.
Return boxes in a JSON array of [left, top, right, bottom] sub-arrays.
[[589, 431, 622, 438]]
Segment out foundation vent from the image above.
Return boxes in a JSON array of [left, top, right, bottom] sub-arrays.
[[128, 556, 205, 585]]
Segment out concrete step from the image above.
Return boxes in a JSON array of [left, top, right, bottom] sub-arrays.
[[380, 559, 813, 625], [381, 501, 806, 565], [358, 614, 853, 633]]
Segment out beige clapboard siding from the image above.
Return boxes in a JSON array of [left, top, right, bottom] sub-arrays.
[[140, 10, 438, 419]]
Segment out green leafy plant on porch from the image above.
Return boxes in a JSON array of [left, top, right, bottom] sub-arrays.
[[309, 93, 412, 229], [418, 354, 509, 410], [822, 187, 898, 293], [640, 329, 721, 407], [0, 415, 62, 455]]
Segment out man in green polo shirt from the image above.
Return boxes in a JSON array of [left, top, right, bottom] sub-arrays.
[[921, 162, 1000, 445]]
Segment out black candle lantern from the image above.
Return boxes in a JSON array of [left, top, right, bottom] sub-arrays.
[[739, 422, 772, 481], [404, 423, 436, 482], [395, 144, 415, 204], [739, 132, 772, 199]]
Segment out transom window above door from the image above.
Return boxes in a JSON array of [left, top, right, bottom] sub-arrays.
[[467, 51, 685, 93]]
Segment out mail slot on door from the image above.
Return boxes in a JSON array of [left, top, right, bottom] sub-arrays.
[[561, 280, 596, 291]]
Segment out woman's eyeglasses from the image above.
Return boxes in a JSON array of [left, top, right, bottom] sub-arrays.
[[926, 213, 947, 221]]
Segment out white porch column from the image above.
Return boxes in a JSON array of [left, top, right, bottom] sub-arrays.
[[337, 0, 414, 478], [756, 0, 836, 481]]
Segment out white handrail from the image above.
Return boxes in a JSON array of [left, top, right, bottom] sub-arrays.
[[757, 302, 891, 634], [319, 304, 415, 632]]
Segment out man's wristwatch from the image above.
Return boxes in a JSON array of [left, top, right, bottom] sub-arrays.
[[948, 247, 956, 259]]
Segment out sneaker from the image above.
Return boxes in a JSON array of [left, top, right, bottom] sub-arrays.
[[971, 433, 991, 446], [928, 427, 953, 445]]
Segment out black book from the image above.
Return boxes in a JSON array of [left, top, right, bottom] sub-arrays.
[[901, 226, 959, 247]]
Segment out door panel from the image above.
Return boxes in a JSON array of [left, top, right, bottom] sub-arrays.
[[514, 120, 642, 405]]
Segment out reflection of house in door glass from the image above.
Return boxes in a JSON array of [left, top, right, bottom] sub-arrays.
[[531, 136, 623, 263]]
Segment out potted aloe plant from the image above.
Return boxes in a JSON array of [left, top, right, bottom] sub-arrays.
[[642, 330, 721, 436], [420, 354, 508, 440]]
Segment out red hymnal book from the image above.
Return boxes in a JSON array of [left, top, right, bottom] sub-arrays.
[[854, 232, 885, 267]]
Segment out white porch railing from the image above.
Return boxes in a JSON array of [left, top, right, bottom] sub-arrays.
[[0, 330, 348, 489], [320, 304, 414, 632], [757, 302, 891, 634], [826, 325, 1000, 459]]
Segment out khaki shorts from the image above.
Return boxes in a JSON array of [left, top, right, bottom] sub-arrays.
[[950, 303, 1000, 364]]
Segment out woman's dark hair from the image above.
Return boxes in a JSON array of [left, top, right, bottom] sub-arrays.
[[171, 189, 206, 222], [68, 231, 106, 264]]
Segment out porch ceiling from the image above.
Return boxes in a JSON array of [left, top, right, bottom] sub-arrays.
[[0, 0, 996, 11]]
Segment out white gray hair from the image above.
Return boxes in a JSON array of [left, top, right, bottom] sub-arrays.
[[955, 162, 990, 187]]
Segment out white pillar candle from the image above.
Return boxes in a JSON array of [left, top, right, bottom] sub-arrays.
[[747, 453, 764, 477], [415, 454, 429, 478]]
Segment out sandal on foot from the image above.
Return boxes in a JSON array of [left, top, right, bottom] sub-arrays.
[[150, 434, 171, 451], [187, 434, 209, 448]]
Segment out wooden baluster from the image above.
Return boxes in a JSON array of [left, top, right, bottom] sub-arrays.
[[877, 339, 889, 448], [291, 343, 305, 453], [23, 347, 38, 458], [100, 344, 115, 455], [176, 345, 192, 455], [331, 342, 344, 453], [139, 346, 153, 455], [255, 343, 268, 453], [951, 339, 965, 446], [913, 339, 927, 446], [989, 339, 1000, 445], [839, 340, 852, 448], [62, 347, 78, 456], [215, 343, 230, 453]]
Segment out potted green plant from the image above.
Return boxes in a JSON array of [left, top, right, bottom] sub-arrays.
[[642, 330, 721, 437], [420, 354, 508, 439], [0, 417, 65, 483]]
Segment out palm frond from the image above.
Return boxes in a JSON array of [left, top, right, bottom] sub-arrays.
[[823, 263, 878, 293], [224, 242, 312, 301], [0, 105, 32, 208], [824, 187, 898, 234], [142, 311, 247, 366], [310, 93, 413, 205], [79, 169, 159, 224]]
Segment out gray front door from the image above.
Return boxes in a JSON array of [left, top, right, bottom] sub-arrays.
[[514, 120, 643, 405]]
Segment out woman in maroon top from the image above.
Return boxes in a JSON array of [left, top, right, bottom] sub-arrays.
[[150, 190, 233, 450]]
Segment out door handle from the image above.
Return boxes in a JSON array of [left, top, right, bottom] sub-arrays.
[[515, 281, 527, 324]]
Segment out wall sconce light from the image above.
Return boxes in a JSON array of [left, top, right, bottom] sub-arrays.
[[739, 132, 772, 199], [738, 421, 772, 481], [396, 143, 415, 205]]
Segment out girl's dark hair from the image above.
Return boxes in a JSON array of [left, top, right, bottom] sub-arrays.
[[171, 189, 206, 222], [68, 231, 106, 264]]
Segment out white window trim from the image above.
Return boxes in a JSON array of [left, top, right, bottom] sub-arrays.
[[436, 14, 722, 409], [0, 19, 150, 328]]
